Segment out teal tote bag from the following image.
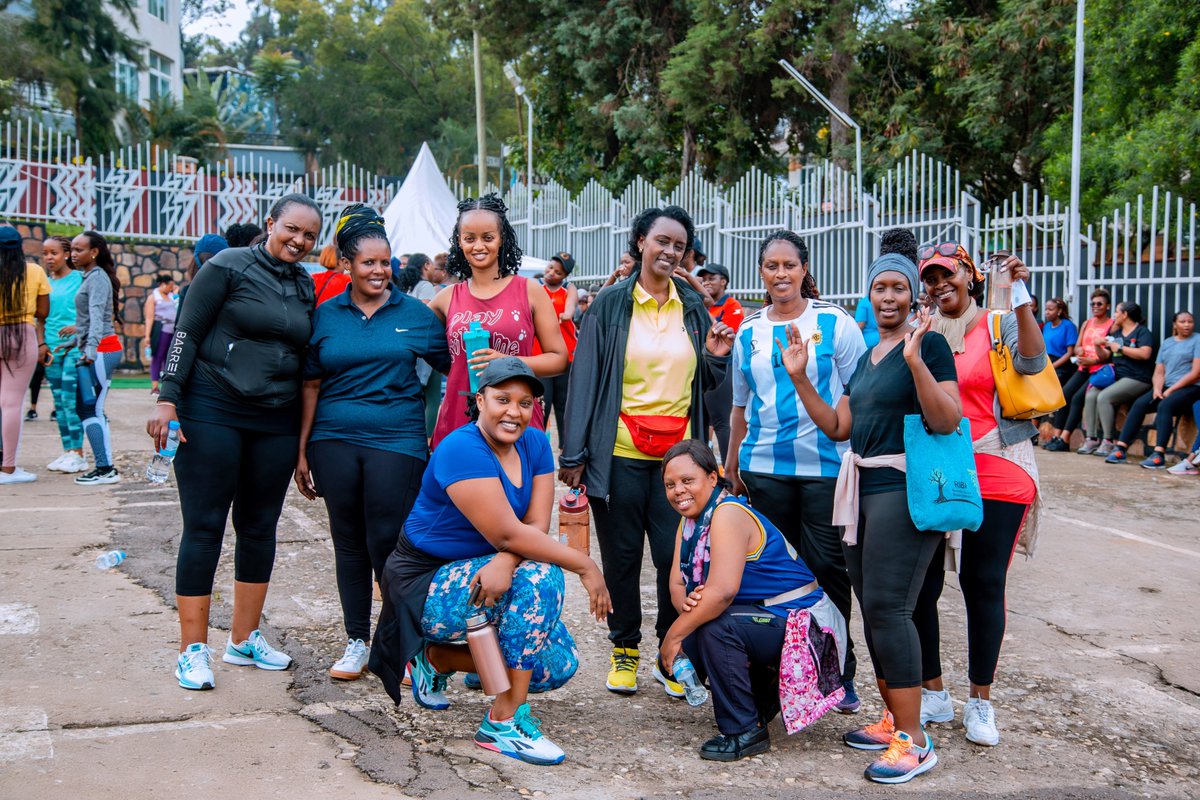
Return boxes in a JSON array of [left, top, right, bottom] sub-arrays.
[[903, 415, 983, 532]]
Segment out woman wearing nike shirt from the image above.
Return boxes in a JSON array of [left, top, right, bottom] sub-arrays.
[[295, 205, 450, 681], [147, 193, 321, 691], [725, 230, 867, 712]]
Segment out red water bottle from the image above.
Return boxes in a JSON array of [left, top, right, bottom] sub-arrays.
[[558, 486, 590, 554]]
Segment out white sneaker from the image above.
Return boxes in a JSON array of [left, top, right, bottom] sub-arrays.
[[1167, 459, 1199, 476], [175, 643, 215, 690], [920, 688, 955, 724], [222, 629, 293, 670], [963, 697, 1000, 746], [329, 638, 369, 680], [60, 453, 89, 473], [0, 468, 37, 484], [46, 454, 69, 472]]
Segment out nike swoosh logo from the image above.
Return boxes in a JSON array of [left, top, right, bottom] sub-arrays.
[[395, 328, 409, 333]]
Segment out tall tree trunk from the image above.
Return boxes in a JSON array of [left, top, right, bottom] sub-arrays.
[[827, 46, 853, 172], [681, 123, 696, 182]]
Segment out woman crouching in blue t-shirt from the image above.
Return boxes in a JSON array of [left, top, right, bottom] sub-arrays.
[[370, 356, 611, 766], [658, 439, 844, 763]]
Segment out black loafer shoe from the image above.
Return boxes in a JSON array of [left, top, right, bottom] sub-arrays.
[[699, 726, 771, 761]]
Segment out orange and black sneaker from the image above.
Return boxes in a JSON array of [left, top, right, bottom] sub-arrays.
[[842, 709, 895, 750], [864, 730, 937, 784]]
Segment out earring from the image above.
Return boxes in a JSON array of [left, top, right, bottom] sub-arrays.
[[968, 281, 976, 292]]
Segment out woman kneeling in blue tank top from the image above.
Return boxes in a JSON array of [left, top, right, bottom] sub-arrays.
[[658, 440, 846, 762]]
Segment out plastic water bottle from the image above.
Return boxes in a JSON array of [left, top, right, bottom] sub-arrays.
[[672, 655, 709, 707], [143, 345, 152, 363], [985, 251, 1013, 311], [461, 321, 491, 393], [145, 420, 181, 484], [95, 550, 127, 570], [557, 486, 590, 553]]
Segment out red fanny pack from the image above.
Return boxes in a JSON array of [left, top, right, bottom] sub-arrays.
[[620, 412, 689, 458]]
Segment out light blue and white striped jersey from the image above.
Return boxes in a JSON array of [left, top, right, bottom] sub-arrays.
[[732, 301, 866, 478]]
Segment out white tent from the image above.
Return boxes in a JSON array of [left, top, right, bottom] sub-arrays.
[[383, 141, 547, 278], [383, 142, 458, 258]]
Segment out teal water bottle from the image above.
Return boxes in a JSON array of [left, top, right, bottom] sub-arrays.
[[461, 321, 491, 393]]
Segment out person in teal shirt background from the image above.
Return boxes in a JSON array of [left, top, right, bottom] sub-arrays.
[[42, 235, 86, 473], [855, 294, 880, 347]]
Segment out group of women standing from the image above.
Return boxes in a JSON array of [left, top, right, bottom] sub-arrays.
[[132, 185, 1047, 779]]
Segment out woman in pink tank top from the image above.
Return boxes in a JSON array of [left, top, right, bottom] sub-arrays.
[[429, 195, 568, 447]]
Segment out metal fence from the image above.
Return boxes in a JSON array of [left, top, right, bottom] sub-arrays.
[[4, 117, 1196, 337], [0, 118, 395, 243]]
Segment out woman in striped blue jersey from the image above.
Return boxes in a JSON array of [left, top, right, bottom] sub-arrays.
[[725, 230, 867, 710]]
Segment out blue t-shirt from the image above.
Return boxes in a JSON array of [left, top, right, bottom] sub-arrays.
[[1158, 334, 1200, 388], [854, 296, 880, 348], [1042, 318, 1078, 360], [405, 423, 556, 561], [46, 270, 83, 347], [305, 287, 450, 459]]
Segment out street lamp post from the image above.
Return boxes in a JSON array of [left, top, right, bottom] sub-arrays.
[[778, 60, 866, 272], [504, 63, 534, 241], [1067, 0, 1086, 304]]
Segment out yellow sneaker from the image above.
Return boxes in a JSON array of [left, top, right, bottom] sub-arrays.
[[652, 660, 685, 698], [606, 646, 639, 694]]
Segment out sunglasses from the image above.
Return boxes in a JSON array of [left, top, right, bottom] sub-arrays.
[[1091, 300, 1107, 307], [917, 242, 967, 261]]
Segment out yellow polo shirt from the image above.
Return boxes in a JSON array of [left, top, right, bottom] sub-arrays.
[[0, 262, 50, 326], [613, 280, 697, 460]]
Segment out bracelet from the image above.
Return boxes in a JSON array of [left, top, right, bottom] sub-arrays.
[[155, 400, 177, 408], [38, 341, 46, 346]]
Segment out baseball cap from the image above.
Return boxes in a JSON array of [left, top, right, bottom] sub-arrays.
[[0, 225, 22, 250], [694, 263, 729, 281], [476, 356, 545, 397], [549, 251, 576, 274], [692, 236, 706, 259]]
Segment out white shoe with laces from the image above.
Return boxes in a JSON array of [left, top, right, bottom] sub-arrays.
[[920, 688, 955, 724], [223, 629, 293, 670], [175, 643, 215, 690], [61, 453, 89, 473], [963, 697, 1000, 746], [329, 638, 369, 680], [46, 454, 69, 472], [0, 467, 37, 484]]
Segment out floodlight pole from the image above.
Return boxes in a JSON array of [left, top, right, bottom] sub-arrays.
[[778, 59, 866, 268], [504, 63, 534, 235], [1067, 0, 1085, 304]]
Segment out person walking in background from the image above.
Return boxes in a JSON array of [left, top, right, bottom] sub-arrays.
[[534, 251, 579, 445], [312, 243, 350, 306], [0, 225, 50, 484], [1104, 311, 1196, 467], [178, 233, 228, 310], [399, 253, 438, 302], [428, 195, 567, 448], [70, 231, 123, 486], [147, 193, 321, 692], [724, 230, 867, 713], [294, 205, 450, 681], [917, 242, 1047, 747], [1044, 288, 1112, 451], [784, 253, 960, 784], [1042, 298, 1078, 386], [142, 273, 178, 395], [40, 235, 86, 474], [559, 205, 733, 698], [696, 262, 743, 459], [1078, 301, 1156, 456]]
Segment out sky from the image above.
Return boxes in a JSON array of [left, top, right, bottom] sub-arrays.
[[183, 0, 255, 46]]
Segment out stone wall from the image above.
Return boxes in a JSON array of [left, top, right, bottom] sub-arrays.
[[14, 224, 192, 369]]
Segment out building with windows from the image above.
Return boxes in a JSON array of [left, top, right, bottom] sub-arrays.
[[113, 0, 184, 105]]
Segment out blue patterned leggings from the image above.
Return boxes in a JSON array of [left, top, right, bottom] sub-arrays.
[[45, 349, 82, 451], [421, 556, 578, 692]]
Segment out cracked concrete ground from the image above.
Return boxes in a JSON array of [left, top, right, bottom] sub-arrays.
[[1, 387, 1197, 799]]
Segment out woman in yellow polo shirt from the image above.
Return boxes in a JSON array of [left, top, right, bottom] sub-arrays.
[[559, 206, 733, 697], [0, 225, 51, 484]]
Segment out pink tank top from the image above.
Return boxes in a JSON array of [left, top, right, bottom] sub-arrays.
[[432, 276, 545, 448]]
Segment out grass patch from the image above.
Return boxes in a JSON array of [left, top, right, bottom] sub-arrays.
[[111, 375, 152, 389]]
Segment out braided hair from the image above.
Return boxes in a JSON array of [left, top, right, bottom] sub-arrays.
[[78, 231, 123, 328], [445, 194, 522, 281], [0, 228, 28, 365], [45, 235, 73, 266], [334, 203, 389, 261], [758, 230, 819, 299]]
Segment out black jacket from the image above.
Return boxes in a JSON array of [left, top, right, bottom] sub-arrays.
[[159, 244, 315, 410], [560, 271, 728, 500]]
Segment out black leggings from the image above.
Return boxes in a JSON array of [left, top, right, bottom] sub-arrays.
[[1117, 385, 1200, 449], [844, 491, 943, 689], [1053, 369, 1090, 432], [28, 360, 45, 406], [703, 368, 733, 460], [541, 370, 570, 445], [913, 499, 1028, 687], [174, 418, 299, 596], [741, 472, 856, 682], [307, 439, 425, 641]]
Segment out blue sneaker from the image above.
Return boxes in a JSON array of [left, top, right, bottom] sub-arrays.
[[1141, 452, 1166, 469], [463, 672, 482, 690], [864, 730, 937, 784], [409, 647, 451, 710], [474, 703, 565, 765], [175, 643, 214, 690], [836, 680, 862, 714], [222, 629, 292, 670]]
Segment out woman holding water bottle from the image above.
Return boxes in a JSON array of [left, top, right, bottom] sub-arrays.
[[658, 439, 834, 762], [427, 194, 567, 448], [370, 357, 610, 766], [147, 193, 321, 692]]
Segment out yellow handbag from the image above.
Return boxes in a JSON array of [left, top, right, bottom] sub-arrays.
[[987, 312, 1066, 420]]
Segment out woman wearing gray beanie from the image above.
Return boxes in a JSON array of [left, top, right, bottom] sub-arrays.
[[780, 252, 962, 784]]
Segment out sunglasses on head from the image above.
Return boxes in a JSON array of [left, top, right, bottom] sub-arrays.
[[917, 242, 967, 261]]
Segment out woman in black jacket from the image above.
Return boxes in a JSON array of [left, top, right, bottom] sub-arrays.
[[558, 205, 733, 698], [147, 193, 321, 691]]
